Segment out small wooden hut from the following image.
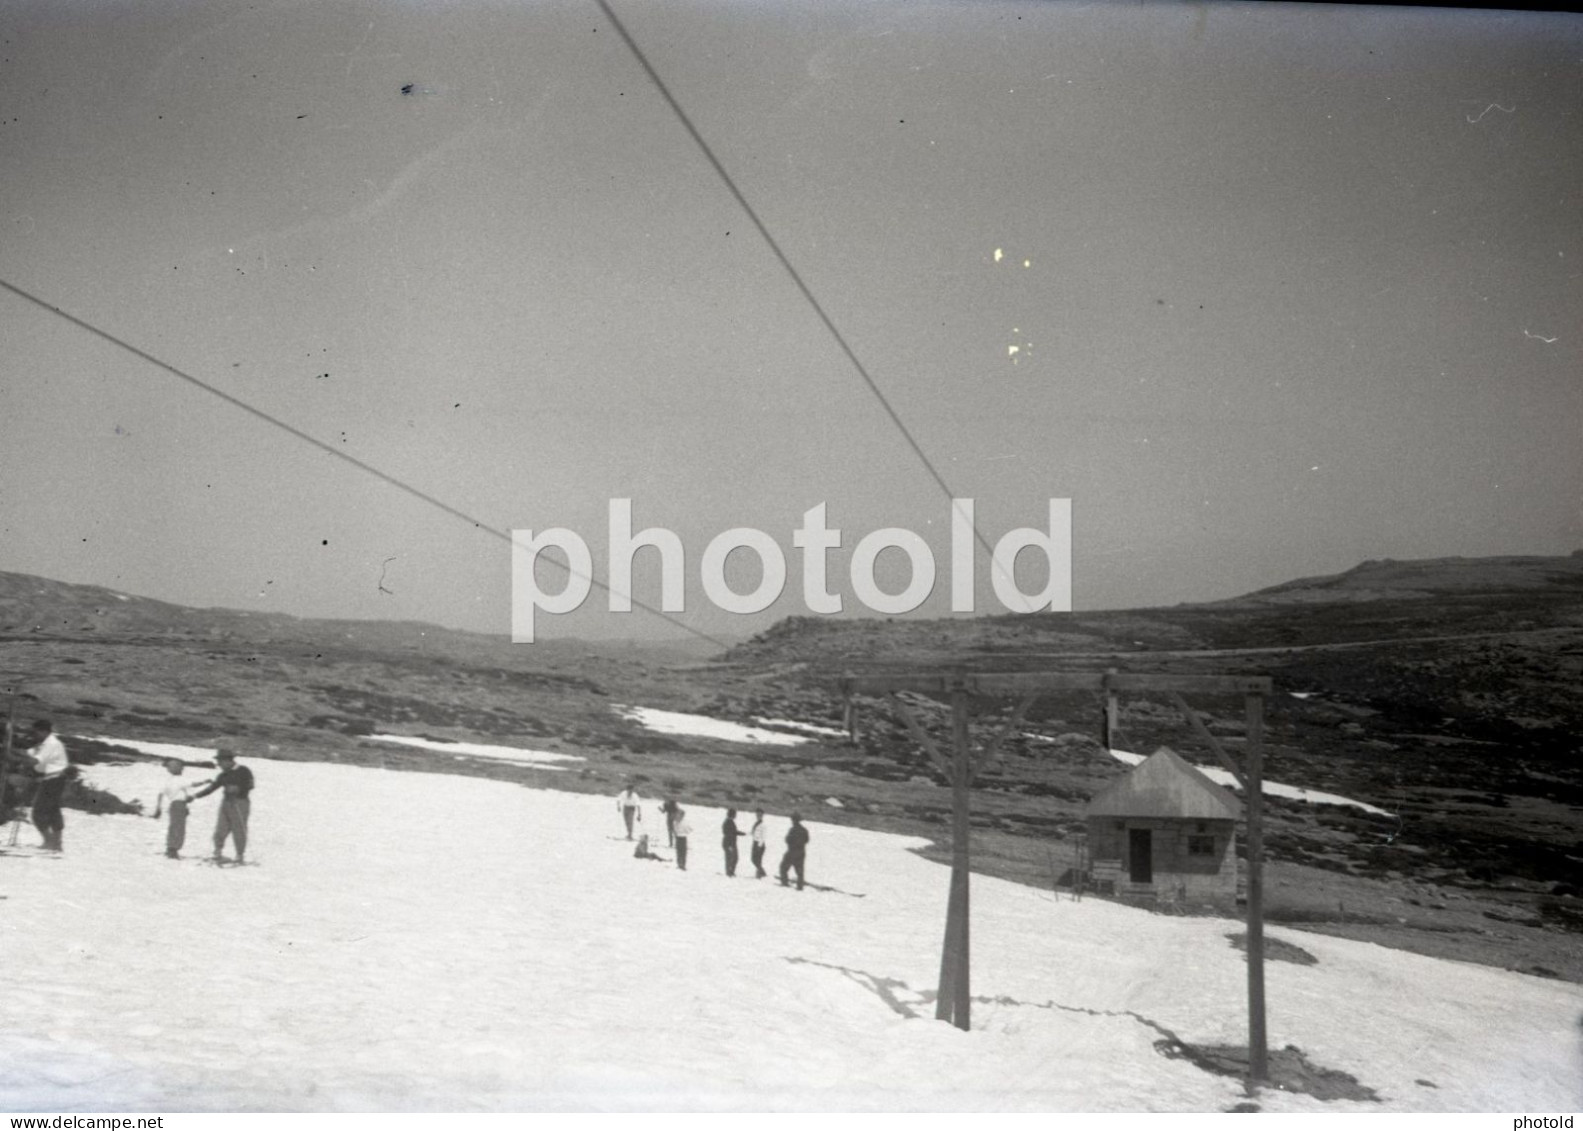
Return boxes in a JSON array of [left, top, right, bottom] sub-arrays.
[[1085, 747, 1243, 907]]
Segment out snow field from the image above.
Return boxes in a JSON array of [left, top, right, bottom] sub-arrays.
[[0, 754, 1577, 1111]]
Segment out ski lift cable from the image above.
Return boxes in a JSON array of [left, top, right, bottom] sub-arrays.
[[592, 0, 1023, 601], [0, 276, 732, 651]]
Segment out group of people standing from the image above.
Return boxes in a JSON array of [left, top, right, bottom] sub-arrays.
[[152, 750, 255, 863], [2, 721, 252, 863], [615, 784, 810, 890]]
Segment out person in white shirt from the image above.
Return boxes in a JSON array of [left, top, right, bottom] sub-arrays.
[[24, 720, 69, 852], [615, 784, 642, 840], [151, 758, 197, 859], [749, 809, 768, 879]]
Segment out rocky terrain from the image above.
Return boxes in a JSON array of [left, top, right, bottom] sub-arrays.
[[2, 552, 1580, 983]]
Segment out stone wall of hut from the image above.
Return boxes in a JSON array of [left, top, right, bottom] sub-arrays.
[[1087, 816, 1239, 906]]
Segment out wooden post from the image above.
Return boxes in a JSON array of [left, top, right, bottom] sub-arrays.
[[0, 690, 17, 833], [934, 679, 973, 1030], [1104, 670, 1119, 749], [842, 670, 1275, 1043], [934, 693, 959, 1022], [950, 682, 971, 1029], [1245, 692, 1268, 1083], [840, 677, 857, 745]]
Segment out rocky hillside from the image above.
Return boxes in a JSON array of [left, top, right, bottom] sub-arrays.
[[2, 555, 1580, 982]]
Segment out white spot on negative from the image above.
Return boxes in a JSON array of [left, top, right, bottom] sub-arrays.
[[994, 248, 1003, 263]]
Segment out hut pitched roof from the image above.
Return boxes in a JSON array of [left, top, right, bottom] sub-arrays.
[[1086, 746, 1243, 821]]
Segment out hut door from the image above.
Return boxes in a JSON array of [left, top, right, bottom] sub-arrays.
[[1128, 828, 1153, 883]]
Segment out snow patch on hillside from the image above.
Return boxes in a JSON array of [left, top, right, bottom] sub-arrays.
[[1109, 749, 1393, 816], [754, 717, 847, 738], [617, 705, 810, 746], [367, 734, 580, 769]]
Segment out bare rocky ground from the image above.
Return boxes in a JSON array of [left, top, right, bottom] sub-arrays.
[[2, 553, 1580, 985]]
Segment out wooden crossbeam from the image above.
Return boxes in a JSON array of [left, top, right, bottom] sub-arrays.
[[1168, 692, 1249, 791], [847, 672, 1272, 696]]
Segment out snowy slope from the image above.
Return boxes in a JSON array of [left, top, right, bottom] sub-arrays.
[[1, 754, 1577, 1112]]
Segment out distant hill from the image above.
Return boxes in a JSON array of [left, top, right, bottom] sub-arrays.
[[718, 551, 1583, 671], [0, 572, 724, 666], [1220, 552, 1583, 606]]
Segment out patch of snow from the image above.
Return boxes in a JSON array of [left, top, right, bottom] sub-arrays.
[[617, 705, 810, 746], [0, 758, 1574, 1111], [1197, 765, 1394, 816], [112, 593, 130, 602], [77, 736, 218, 762], [1107, 749, 1392, 816], [824, 797, 844, 809], [367, 734, 581, 770], [754, 717, 847, 738]]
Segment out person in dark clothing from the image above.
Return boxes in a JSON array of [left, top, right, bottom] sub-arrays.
[[661, 798, 680, 847], [673, 807, 692, 871], [191, 750, 254, 864], [721, 808, 743, 877], [749, 808, 767, 878], [778, 812, 809, 890]]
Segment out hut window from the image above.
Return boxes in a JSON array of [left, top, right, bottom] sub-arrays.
[[1187, 834, 1216, 856], [1195, 822, 1208, 833]]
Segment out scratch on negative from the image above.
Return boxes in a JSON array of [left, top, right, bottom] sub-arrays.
[[1523, 329, 1558, 344], [378, 556, 397, 595], [1466, 103, 1514, 124]]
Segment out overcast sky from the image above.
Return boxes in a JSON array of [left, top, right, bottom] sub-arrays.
[[1, 0, 1579, 644]]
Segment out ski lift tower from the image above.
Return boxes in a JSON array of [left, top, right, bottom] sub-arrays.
[[841, 669, 1274, 1084]]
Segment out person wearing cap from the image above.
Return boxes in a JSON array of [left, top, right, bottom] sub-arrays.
[[749, 808, 768, 878], [191, 750, 254, 864], [779, 813, 809, 890], [151, 758, 197, 859], [23, 719, 69, 852]]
